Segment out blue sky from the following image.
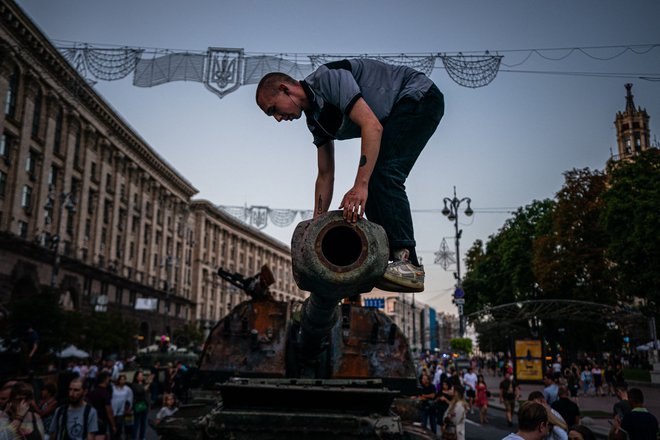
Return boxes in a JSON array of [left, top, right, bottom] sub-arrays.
[[15, 0, 660, 315]]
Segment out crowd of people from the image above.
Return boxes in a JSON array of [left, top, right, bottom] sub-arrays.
[[0, 358, 189, 440], [415, 353, 659, 440]]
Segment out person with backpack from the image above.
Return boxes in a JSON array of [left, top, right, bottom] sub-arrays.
[[49, 378, 98, 440]]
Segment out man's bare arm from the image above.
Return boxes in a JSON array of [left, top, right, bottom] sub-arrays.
[[314, 140, 335, 218], [339, 97, 382, 223]]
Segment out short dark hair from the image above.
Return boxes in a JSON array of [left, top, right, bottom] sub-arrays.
[[527, 390, 544, 402], [558, 386, 569, 397], [97, 371, 110, 385], [518, 401, 548, 431], [43, 382, 57, 396], [628, 387, 644, 405], [569, 425, 596, 440], [255, 72, 297, 104]]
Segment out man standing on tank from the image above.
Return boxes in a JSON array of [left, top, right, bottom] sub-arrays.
[[256, 59, 444, 292]]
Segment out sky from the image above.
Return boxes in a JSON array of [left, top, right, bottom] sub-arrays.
[[14, 0, 660, 317]]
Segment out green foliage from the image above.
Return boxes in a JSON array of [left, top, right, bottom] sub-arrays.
[[463, 152, 660, 353], [173, 322, 204, 348], [601, 149, 660, 316], [533, 168, 617, 304], [462, 199, 555, 316], [7, 286, 137, 359], [450, 337, 473, 354]]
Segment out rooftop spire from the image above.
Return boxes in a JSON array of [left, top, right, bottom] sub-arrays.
[[625, 83, 635, 113]]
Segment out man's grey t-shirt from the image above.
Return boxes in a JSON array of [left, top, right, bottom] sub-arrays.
[[302, 58, 434, 146], [51, 405, 99, 440]]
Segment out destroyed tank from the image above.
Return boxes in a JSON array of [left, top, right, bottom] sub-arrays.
[[156, 211, 433, 440]]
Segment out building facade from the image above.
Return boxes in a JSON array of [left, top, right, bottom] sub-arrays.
[[0, 0, 304, 347]]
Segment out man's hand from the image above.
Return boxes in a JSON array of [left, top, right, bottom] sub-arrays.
[[339, 184, 368, 223]]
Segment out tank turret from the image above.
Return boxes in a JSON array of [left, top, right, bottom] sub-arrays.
[[158, 211, 431, 440]]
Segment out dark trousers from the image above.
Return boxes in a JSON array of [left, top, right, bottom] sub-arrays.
[[365, 83, 444, 255], [421, 403, 438, 434], [131, 411, 147, 440]]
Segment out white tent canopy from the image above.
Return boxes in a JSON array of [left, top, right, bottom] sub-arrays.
[[56, 344, 90, 358], [636, 341, 660, 351]]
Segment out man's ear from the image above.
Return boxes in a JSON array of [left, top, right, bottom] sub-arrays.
[[279, 83, 288, 94]]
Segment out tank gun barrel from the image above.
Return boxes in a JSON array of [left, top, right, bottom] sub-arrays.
[[291, 211, 389, 357]]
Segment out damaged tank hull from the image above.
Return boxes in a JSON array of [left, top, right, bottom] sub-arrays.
[[158, 212, 433, 440]]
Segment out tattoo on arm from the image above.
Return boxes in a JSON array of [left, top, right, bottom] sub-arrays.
[[359, 155, 367, 167], [317, 195, 323, 214]]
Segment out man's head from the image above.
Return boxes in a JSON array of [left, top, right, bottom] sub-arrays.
[[68, 378, 86, 406], [517, 401, 549, 439], [558, 386, 569, 398], [615, 383, 628, 400], [256, 72, 305, 122], [543, 373, 555, 386], [97, 371, 110, 387], [528, 390, 546, 404], [627, 387, 644, 408]]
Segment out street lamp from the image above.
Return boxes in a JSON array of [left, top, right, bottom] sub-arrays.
[[45, 191, 77, 287], [441, 186, 472, 338]]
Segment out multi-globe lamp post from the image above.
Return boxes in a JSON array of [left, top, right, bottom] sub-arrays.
[[441, 187, 473, 338]]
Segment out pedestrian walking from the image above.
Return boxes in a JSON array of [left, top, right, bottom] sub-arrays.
[[111, 375, 133, 440], [500, 371, 520, 428], [475, 374, 489, 424], [86, 372, 116, 440], [255, 58, 444, 293], [591, 364, 603, 397], [441, 384, 468, 440], [129, 372, 149, 440], [49, 378, 98, 440], [579, 366, 592, 397]]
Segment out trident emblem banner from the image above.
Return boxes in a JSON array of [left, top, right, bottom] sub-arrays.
[[204, 47, 244, 99]]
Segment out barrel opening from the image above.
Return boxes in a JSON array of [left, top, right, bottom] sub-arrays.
[[320, 225, 363, 267]]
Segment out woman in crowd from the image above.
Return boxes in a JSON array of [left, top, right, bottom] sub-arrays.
[[435, 380, 453, 434], [0, 382, 45, 440], [442, 384, 468, 440], [129, 371, 150, 440], [111, 374, 133, 440], [580, 365, 592, 397], [474, 374, 489, 424], [33, 382, 57, 434]]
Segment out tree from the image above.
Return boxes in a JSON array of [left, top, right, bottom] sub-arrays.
[[450, 337, 473, 354], [533, 168, 616, 305], [462, 199, 555, 316], [601, 149, 660, 317]]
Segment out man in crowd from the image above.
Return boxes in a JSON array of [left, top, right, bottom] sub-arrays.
[[550, 386, 580, 427], [612, 383, 631, 420], [543, 373, 559, 406], [500, 371, 520, 427], [86, 372, 116, 439], [612, 387, 658, 440], [50, 378, 98, 440], [256, 59, 444, 293], [501, 401, 549, 440], [463, 367, 478, 412]]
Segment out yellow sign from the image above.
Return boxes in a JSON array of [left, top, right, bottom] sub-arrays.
[[514, 340, 543, 381]]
